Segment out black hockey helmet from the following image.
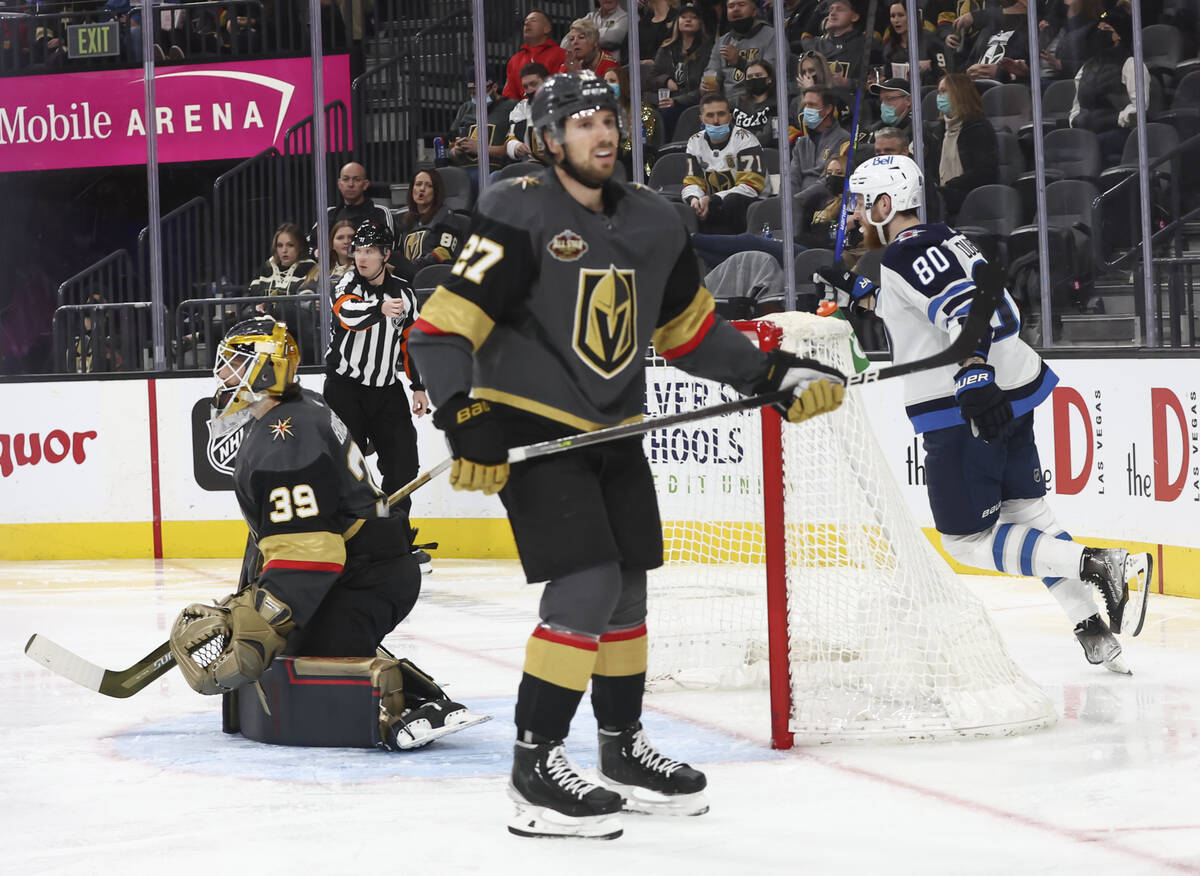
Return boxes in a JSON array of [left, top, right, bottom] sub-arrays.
[[530, 71, 620, 149], [351, 220, 392, 253]]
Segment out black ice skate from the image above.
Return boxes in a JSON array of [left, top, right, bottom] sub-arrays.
[[1074, 614, 1130, 675], [597, 722, 709, 816], [508, 741, 624, 839], [1079, 548, 1152, 636], [385, 699, 490, 750]]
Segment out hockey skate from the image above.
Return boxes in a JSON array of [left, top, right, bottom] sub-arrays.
[[1074, 615, 1130, 675], [508, 741, 624, 839], [1079, 548, 1152, 636], [386, 699, 491, 750], [597, 722, 709, 816]]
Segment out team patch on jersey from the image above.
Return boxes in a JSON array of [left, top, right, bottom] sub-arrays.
[[893, 228, 922, 242], [547, 229, 589, 262], [268, 417, 295, 441], [572, 266, 638, 378], [403, 229, 426, 262]]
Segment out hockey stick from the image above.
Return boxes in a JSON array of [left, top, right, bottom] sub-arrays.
[[25, 270, 1001, 698]]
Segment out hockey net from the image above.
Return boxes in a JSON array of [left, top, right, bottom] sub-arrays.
[[643, 312, 1056, 747]]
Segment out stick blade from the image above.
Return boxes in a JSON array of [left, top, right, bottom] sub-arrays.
[[25, 634, 105, 692]]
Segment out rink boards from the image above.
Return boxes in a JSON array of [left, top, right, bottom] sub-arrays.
[[0, 358, 1197, 597]]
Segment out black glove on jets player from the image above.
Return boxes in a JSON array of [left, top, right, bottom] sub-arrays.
[[953, 362, 1013, 442], [813, 265, 878, 316]]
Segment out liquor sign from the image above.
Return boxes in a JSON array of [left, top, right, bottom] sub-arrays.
[[0, 54, 351, 172]]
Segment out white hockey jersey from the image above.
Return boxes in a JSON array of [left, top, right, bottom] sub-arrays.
[[681, 126, 770, 202], [874, 222, 1058, 433]]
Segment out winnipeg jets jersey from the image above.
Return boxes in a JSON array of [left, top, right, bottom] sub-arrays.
[[875, 223, 1058, 433], [681, 127, 770, 202]]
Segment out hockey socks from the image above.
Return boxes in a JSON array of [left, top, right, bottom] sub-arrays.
[[591, 624, 648, 730], [515, 624, 598, 742]]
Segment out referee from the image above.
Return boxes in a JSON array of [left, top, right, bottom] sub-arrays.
[[323, 221, 428, 515]]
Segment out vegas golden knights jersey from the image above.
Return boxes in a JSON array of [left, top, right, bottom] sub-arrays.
[[681, 127, 769, 203], [398, 206, 469, 281], [409, 168, 771, 433]]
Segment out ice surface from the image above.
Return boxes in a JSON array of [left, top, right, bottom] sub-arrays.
[[4, 559, 1200, 875]]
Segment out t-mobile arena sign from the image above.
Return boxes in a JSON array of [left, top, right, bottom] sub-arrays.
[[0, 55, 350, 172]]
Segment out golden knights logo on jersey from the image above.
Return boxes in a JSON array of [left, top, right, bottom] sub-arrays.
[[573, 266, 637, 377], [403, 229, 427, 263]]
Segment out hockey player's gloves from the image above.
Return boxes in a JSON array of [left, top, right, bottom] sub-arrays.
[[953, 363, 1013, 442], [813, 266, 877, 316], [433, 394, 510, 495], [756, 350, 846, 424], [169, 587, 294, 695]]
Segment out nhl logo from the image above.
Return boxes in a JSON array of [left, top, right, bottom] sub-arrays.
[[548, 229, 589, 262], [206, 418, 247, 475]]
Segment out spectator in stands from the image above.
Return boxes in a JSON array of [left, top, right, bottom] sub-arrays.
[[731, 59, 780, 147], [683, 92, 768, 234], [302, 220, 356, 292], [504, 62, 551, 165], [248, 222, 318, 358], [310, 161, 395, 254], [962, 0, 1032, 83], [779, 0, 825, 57], [788, 50, 833, 139], [561, 18, 619, 77], [1068, 5, 1145, 164], [502, 10, 565, 101], [639, 0, 680, 61], [702, 0, 777, 102], [873, 126, 910, 156], [604, 66, 659, 179], [650, 1, 713, 137], [796, 154, 865, 254], [395, 169, 468, 284], [925, 72, 998, 219], [575, 0, 630, 61], [867, 77, 913, 143], [880, 1, 942, 85], [1038, 0, 1102, 80], [801, 0, 865, 88], [789, 86, 850, 208], [448, 66, 518, 193]]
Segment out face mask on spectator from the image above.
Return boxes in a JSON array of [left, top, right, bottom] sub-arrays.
[[1084, 26, 1115, 54], [729, 16, 755, 34], [746, 78, 770, 96], [609, 82, 621, 98], [936, 94, 952, 116], [470, 94, 493, 106], [704, 122, 731, 140], [880, 104, 902, 124], [803, 107, 824, 127], [824, 174, 845, 196]]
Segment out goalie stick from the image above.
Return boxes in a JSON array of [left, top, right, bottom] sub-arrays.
[[24, 268, 1001, 697]]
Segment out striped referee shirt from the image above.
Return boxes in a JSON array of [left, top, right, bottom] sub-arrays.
[[326, 268, 424, 390]]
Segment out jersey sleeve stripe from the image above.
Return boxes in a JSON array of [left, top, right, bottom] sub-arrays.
[[258, 531, 347, 570], [652, 288, 716, 360], [263, 558, 346, 573], [414, 285, 496, 351]]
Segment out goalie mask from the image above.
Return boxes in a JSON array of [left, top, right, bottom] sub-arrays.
[[208, 316, 300, 451], [848, 153, 924, 239]]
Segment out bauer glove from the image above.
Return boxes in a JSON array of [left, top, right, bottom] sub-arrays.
[[432, 395, 509, 495], [813, 265, 877, 316], [953, 363, 1013, 442], [756, 349, 847, 424]]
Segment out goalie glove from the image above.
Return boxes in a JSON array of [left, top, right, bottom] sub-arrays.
[[756, 350, 847, 424], [169, 587, 295, 695], [432, 395, 510, 495], [813, 265, 877, 316], [953, 363, 1013, 442]]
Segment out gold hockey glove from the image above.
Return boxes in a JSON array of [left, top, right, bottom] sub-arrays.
[[432, 395, 510, 495], [169, 588, 295, 695], [757, 350, 847, 423]]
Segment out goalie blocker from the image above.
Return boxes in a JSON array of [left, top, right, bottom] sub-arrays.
[[222, 653, 489, 751]]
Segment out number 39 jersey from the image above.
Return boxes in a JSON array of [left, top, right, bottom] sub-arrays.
[[232, 388, 403, 627], [877, 223, 1058, 433]]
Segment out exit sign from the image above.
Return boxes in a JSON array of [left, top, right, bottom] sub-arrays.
[[66, 21, 120, 58]]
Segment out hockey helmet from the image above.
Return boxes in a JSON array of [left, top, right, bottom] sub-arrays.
[[530, 71, 620, 150], [351, 220, 392, 254], [848, 153, 924, 234], [211, 315, 300, 422]]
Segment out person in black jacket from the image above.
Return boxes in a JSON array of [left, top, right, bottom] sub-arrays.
[[396, 168, 468, 283], [309, 162, 395, 254], [323, 222, 428, 515], [1069, 5, 1143, 164], [649, 1, 714, 138], [924, 72, 998, 220]]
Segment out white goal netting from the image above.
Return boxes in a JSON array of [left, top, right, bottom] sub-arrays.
[[643, 312, 1056, 744]]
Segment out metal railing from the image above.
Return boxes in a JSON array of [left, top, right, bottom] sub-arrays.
[[211, 147, 287, 286], [57, 249, 140, 307], [138, 196, 211, 312], [175, 292, 325, 370], [51, 301, 160, 373]]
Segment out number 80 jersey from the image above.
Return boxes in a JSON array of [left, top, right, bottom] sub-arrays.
[[876, 223, 1058, 434]]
